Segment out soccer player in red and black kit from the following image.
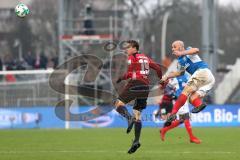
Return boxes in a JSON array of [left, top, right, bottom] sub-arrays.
[[115, 40, 162, 154]]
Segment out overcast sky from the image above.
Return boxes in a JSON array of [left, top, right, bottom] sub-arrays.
[[144, 0, 240, 10], [219, 0, 239, 6]]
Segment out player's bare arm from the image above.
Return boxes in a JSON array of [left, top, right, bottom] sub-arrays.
[[173, 48, 199, 56], [161, 70, 185, 82]]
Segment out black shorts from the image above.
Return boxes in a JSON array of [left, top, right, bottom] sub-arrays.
[[179, 113, 190, 122], [118, 80, 149, 111], [159, 101, 173, 115]]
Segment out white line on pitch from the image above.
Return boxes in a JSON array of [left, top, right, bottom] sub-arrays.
[[0, 150, 236, 154]]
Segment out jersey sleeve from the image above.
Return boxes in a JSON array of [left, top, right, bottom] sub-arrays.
[[149, 58, 162, 79], [121, 72, 132, 80]]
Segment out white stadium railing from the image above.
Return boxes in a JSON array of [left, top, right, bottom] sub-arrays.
[[215, 58, 240, 104]]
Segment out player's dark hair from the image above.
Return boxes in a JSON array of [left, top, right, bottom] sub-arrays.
[[127, 40, 139, 51]]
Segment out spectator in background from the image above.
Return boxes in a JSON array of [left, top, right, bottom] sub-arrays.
[[0, 57, 3, 81], [51, 56, 58, 68], [0, 57, 2, 71], [46, 56, 59, 69], [4, 56, 17, 82], [34, 53, 40, 69], [16, 59, 29, 70], [47, 57, 54, 69], [40, 53, 47, 69], [34, 53, 48, 69], [24, 51, 35, 67], [83, 4, 95, 35]]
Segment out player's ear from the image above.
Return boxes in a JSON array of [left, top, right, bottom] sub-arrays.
[[133, 47, 138, 52], [180, 46, 184, 51]]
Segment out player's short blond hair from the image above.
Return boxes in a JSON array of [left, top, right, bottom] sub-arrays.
[[172, 40, 185, 48]]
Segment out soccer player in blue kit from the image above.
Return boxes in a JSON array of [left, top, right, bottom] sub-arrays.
[[161, 40, 215, 126], [160, 73, 201, 144]]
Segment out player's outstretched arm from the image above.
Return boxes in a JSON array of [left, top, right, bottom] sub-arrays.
[[185, 48, 199, 55], [161, 70, 185, 82], [149, 58, 162, 79], [173, 48, 199, 56]]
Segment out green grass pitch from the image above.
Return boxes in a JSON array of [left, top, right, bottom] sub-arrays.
[[0, 128, 239, 160]]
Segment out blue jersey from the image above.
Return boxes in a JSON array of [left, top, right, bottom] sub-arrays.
[[177, 48, 208, 75], [175, 74, 189, 97], [169, 73, 189, 97]]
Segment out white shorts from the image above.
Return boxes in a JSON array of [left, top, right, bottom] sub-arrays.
[[176, 101, 189, 115], [187, 68, 215, 97]]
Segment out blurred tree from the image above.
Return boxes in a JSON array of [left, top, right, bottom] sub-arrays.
[[129, 0, 240, 67], [5, 13, 35, 61], [140, 0, 201, 62], [11, 0, 239, 67], [29, 0, 58, 57], [218, 5, 240, 65]]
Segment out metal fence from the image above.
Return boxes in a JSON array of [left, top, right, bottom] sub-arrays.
[[0, 70, 60, 107]]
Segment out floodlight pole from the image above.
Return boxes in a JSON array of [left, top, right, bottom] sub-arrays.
[[202, 0, 218, 102], [58, 0, 64, 65], [161, 11, 171, 61], [202, 0, 218, 75]]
